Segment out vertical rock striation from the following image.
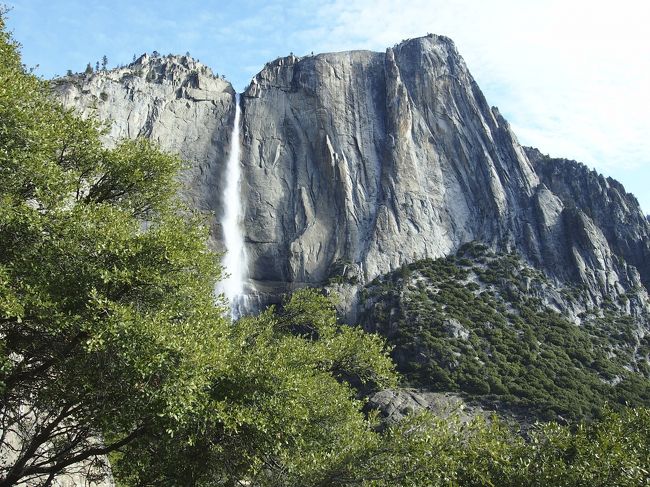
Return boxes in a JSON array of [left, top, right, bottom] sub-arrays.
[[527, 147, 650, 292], [55, 37, 650, 316], [239, 35, 648, 315], [240, 37, 541, 292]]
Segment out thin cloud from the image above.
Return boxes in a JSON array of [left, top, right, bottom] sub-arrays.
[[302, 0, 650, 210], [6, 0, 649, 212]]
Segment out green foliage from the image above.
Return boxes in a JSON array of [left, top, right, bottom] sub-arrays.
[[115, 394, 650, 487], [3, 14, 650, 486], [362, 243, 650, 421], [355, 406, 650, 487], [276, 289, 397, 390], [0, 18, 401, 484], [110, 288, 650, 487], [0, 14, 228, 484], [112, 289, 397, 486]]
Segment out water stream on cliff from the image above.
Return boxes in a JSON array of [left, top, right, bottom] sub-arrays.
[[219, 94, 248, 318]]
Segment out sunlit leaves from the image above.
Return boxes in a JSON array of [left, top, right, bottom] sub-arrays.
[[0, 13, 228, 484]]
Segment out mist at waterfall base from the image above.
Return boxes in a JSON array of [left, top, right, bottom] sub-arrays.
[[217, 94, 248, 318]]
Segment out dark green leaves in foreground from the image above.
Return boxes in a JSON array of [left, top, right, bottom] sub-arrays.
[[2, 12, 650, 486], [112, 290, 650, 487], [0, 13, 227, 484], [360, 406, 650, 487], [112, 289, 398, 486]]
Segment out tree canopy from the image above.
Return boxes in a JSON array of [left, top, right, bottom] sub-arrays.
[[1, 12, 650, 487], [0, 15, 398, 485], [0, 13, 229, 485]]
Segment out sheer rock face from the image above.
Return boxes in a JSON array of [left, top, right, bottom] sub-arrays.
[[54, 54, 235, 249], [527, 147, 650, 292], [241, 37, 542, 293], [55, 37, 650, 313]]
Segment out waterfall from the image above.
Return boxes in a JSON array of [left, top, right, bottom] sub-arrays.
[[219, 93, 247, 317]]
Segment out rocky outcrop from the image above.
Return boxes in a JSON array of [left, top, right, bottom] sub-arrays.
[[527, 147, 650, 291], [54, 36, 650, 314], [53, 54, 235, 249], [366, 389, 483, 426]]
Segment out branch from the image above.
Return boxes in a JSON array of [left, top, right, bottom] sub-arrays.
[[22, 424, 147, 477], [0, 403, 78, 487]]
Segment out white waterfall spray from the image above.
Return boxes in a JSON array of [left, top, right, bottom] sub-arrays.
[[219, 94, 247, 316]]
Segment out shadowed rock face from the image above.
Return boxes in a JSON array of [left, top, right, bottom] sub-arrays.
[[55, 36, 650, 314], [527, 147, 650, 292]]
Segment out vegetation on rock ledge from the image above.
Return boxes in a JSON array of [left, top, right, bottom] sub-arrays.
[[361, 242, 650, 421], [2, 12, 650, 486]]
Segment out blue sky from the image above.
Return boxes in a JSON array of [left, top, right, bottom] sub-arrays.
[[5, 0, 650, 213]]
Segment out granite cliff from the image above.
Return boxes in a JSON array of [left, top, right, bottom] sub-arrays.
[[54, 53, 236, 248], [54, 35, 650, 319]]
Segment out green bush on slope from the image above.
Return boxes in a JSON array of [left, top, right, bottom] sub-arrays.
[[362, 243, 650, 421], [111, 291, 650, 487]]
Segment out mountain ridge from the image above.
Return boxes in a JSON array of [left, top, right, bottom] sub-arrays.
[[53, 34, 650, 322]]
